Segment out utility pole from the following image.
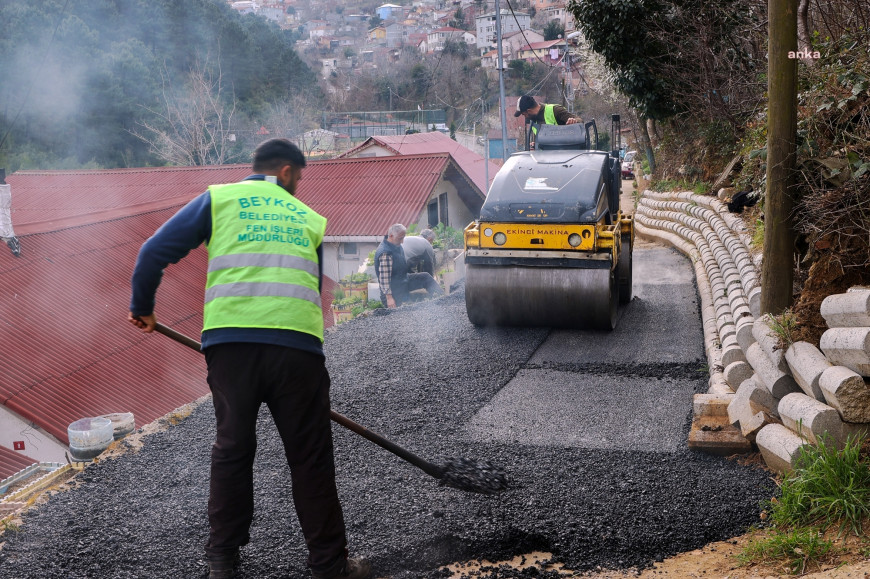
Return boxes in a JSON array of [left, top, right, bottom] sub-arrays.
[[494, 0, 508, 161], [761, 0, 798, 315]]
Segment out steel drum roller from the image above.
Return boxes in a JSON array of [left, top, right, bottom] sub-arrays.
[[465, 264, 617, 329]]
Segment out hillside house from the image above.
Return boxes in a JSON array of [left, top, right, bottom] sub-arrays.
[[338, 131, 498, 195], [475, 10, 531, 54]]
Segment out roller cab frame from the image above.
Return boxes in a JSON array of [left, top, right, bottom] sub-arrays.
[[464, 115, 633, 329]]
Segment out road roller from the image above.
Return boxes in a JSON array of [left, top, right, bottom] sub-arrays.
[[464, 115, 633, 329]]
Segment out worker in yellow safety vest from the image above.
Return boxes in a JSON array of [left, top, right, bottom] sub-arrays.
[[514, 94, 582, 128], [128, 139, 372, 579]]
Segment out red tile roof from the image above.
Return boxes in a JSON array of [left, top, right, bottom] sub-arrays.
[[7, 165, 251, 235], [0, 202, 338, 461], [0, 206, 211, 447], [297, 153, 466, 236], [338, 132, 498, 194], [7, 153, 475, 237], [0, 445, 38, 481]]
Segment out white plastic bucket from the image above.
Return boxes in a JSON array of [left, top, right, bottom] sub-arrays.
[[67, 417, 113, 461]]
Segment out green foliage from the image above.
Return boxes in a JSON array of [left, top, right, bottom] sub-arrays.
[[448, 7, 468, 30], [567, 0, 678, 120], [332, 287, 346, 301], [432, 222, 464, 250], [341, 272, 372, 285], [333, 294, 364, 308], [771, 435, 870, 535], [543, 21, 564, 42], [751, 217, 764, 249], [767, 310, 798, 349], [738, 528, 833, 575], [0, 0, 318, 169]]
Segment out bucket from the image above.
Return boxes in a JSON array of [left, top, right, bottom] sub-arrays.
[[67, 417, 113, 461], [99, 412, 135, 440]]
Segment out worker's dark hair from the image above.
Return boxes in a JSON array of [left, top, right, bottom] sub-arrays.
[[252, 138, 306, 172]]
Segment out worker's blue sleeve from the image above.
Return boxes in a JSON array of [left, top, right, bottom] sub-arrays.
[[129, 192, 212, 316]]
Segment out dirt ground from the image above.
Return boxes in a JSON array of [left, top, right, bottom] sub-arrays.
[[444, 528, 870, 578]]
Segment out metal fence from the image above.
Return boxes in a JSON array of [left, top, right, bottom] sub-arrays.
[[321, 110, 447, 140]]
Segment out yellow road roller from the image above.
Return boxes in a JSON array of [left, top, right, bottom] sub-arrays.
[[464, 116, 633, 329]]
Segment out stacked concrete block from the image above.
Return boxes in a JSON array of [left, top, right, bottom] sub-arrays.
[[745, 342, 801, 399], [820, 287, 870, 327], [784, 342, 831, 401], [755, 424, 810, 474], [778, 392, 850, 447], [724, 360, 753, 388], [819, 366, 870, 423], [820, 288, 870, 377], [820, 328, 870, 376], [638, 190, 870, 470], [727, 376, 779, 441]]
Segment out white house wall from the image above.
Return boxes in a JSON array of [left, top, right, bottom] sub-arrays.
[[321, 240, 380, 282], [0, 406, 68, 463]]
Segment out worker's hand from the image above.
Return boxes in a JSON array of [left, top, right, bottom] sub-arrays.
[[566, 118, 580, 125], [385, 295, 397, 309], [129, 312, 157, 333]]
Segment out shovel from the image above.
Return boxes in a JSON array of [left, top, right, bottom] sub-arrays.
[[151, 322, 508, 494]]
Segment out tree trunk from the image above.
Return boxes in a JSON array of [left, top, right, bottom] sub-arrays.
[[761, 0, 798, 315], [638, 115, 656, 174], [798, 0, 813, 67]]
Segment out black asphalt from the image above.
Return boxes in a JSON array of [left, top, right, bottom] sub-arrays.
[[0, 250, 775, 578]]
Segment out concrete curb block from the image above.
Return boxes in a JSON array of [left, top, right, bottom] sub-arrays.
[[819, 327, 870, 376], [638, 189, 870, 469], [755, 423, 810, 474], [779, 392, 848, 447], [821, 288, 870, 327], [785, 341, 831, 401], [819, 366, 870, 423]]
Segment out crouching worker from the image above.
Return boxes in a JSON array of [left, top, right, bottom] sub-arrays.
[[127, 138, 371, 579], [376, 223, 443, 308]]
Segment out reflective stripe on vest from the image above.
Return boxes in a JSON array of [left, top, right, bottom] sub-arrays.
[[204, 180, 327, 340]]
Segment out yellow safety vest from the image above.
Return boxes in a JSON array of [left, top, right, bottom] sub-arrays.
[[532, 104, 559, 135], [204, 180, 327, 341]]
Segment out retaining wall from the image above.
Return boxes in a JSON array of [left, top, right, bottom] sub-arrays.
[[635, 190, 870, 472]]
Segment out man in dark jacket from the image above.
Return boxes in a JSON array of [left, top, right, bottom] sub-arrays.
[[402, 228, 436, 276], [375, 223, 443, 308], [128, 139, 371, 579]]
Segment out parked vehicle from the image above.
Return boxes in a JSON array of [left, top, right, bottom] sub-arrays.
[[621, 150, 637, 180]]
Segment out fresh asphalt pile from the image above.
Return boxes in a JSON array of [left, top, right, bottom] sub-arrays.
[[0, 287, 776, 579]]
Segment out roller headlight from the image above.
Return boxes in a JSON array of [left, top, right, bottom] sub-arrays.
[[483, 227, 493, 237], [568, 233, 582, 247], [493, 232, 507, 246]]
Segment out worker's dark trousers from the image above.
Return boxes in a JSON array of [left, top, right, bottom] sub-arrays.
[[204, 343, 347, 574]]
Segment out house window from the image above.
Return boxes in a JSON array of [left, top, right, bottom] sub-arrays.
[[340, 242, 358, 257], [427, 200, 439, 227], [438, 193, 448, 225]]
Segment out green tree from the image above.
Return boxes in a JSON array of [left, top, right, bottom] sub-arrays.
[[543, 21, 564, 41], [449, 7, 468, 30]]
